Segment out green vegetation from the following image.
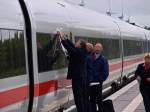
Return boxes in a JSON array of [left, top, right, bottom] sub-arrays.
[[0, 30, 26, 79], [144, 26, 150, 30], [37, 32, 67, 73]]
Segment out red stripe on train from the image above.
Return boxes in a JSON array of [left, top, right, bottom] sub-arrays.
[[0, 86, 28, 108], [0, 57, 143, 108], [0, 80, 59, 108], [109, 57, 143, 71]]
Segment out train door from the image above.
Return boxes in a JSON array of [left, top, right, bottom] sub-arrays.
[[0, 0, 32, 112], [144, 32, 149, 53], [119, 34, 124, 83], [112, 21, 124, 84], [25, 0, 71, 111]]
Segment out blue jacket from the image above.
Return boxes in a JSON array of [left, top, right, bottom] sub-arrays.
[[86, 53, 94, 83], [90, 54, 109, 82]]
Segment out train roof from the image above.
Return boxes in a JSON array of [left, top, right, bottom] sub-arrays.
[[112, 18, 146, 40], [0, 0, 150, 41], [27, 0, 149, 40], [140, 28, 150, 40], [27, 0, 120, 39], [63, 1, 147, 40]]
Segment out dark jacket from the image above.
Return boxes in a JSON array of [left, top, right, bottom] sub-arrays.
[[86, 53, 94, 83], [91, 54, 109, 82], [61, 39, 87, 79], [135, 63, 150, 86]]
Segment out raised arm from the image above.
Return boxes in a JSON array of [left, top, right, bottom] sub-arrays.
[[58, 32, 78, 56]]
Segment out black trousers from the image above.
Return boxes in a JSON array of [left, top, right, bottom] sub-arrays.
[[140, 85, 150, 112], [72, 79, 90, 112], [90, 82, 103, 112]]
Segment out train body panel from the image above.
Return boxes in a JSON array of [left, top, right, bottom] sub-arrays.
[[0, 0, 30, 112], [0, 56, 143, 112]]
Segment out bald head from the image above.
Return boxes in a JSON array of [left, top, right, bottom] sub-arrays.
[[86, 43, 94, 53], [94, 43, 103, 54]]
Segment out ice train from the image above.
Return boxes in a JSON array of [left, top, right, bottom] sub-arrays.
[[0, 0, 150, 112]]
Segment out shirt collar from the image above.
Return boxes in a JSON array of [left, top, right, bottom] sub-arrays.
[[95, 53, 101, 59], [144, 63, 150, 70]]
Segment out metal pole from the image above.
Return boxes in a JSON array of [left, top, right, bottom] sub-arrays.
[[108, 0, 111, 14], [121, 0, 124, 19], [113, 21, 124, 84]]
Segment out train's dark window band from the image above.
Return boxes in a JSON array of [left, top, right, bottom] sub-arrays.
[[36, 32, 67, 73], [123, 40, 144, 56], [147, 40, 150, 52], [0, 30, 26, 79], [143, 41, 147, 53], [149, 41, 150, 52], [75, 37, 120, 60]]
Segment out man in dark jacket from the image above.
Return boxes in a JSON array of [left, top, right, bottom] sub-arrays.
[[59, 32, 89, 112], [135, 54, 150, 112], [90, 43, 109, 112]]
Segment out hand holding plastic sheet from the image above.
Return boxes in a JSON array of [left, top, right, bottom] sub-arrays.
[[55, 28, 68, 57]]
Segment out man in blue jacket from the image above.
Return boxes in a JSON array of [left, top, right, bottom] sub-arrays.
[[90, 43, 109, 112]]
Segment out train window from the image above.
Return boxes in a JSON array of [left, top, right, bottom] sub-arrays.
[[0, 30, 26, 79], [36, 32, 67, 73], [123, 40, 143, 56], [75, 36, 120, 60], [148, 41, 150, 52], [143, 41, 147, 53]]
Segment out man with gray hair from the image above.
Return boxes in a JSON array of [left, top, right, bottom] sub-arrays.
[[89, 43, 109, 112]]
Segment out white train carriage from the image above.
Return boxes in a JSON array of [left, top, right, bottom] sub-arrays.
[[0, 0, 150, 112]]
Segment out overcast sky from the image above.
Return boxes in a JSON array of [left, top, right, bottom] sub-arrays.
[[64, 0, 150, 27]]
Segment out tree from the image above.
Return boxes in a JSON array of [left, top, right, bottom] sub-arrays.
[[144, 26, 150, 30]]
